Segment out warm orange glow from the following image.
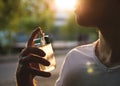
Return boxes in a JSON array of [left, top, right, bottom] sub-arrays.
[[55, 0, 76, 11]]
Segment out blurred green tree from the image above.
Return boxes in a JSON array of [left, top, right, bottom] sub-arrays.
[[0, 0, 21, 31], [0, 0, 55, 54], [0, 0, 22, 54], [20, 0, 55, 33]]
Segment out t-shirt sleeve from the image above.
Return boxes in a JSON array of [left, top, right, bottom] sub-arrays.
[[55, 53, 71, 86]]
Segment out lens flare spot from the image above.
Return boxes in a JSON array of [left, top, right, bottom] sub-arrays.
[[86, 61, 91, 66], [87, 67, 94, 74]]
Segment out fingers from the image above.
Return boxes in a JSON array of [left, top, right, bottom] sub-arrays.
[[29, 68, 51, 77], [17, 28, 51, 78], [18, 53, 51, 78], [27, 27, 41, 47], [18, 64, 51, 78], [20, 47, 45, 57], [20, 54, 50, 66]]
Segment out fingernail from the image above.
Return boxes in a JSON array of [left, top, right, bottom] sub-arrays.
[[46, 61, 50, 66], [46, 73, 51, 77]]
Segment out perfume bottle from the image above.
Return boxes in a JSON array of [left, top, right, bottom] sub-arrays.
[[33, 29, 56, 72]]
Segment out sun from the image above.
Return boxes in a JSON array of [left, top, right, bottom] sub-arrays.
[[55, 0, 76, 11]]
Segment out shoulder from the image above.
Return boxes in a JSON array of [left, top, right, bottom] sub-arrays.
[[68, 42, 96, 57], [55, 42, 98, 86], [64, 42, 97, 65]]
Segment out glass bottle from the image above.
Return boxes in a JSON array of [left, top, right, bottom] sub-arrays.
[[34, 29, 56, 72]]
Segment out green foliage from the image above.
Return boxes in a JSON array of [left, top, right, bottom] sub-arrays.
[[0, 0, 21, 31], [0, 0, 22, 54], [19, 0, 54, 33], [0, 0, 55, 54], [0, 0, 54, 32]]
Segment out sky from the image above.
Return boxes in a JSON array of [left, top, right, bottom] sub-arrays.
[[55, 0, 76, 12]]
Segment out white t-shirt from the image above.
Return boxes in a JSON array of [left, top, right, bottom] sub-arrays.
[[55, 42, 120, 86]]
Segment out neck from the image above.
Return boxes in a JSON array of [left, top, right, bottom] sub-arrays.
[[96, 25, 120, 67]]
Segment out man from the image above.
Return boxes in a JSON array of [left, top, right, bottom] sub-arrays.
[[16, 0, 120, 86]]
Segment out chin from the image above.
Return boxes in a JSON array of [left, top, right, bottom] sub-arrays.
[[75, 15, 99, 27], [75, 16, 92, 27]]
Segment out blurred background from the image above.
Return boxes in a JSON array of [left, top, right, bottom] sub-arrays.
[[0, 0, 98, 86]]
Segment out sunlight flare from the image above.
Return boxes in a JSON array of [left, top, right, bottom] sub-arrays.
[[55, 0, 76, 11]]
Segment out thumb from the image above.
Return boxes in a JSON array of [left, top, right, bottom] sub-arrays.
[[26, 27, 41, 47]]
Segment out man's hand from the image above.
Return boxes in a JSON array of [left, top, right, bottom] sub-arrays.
[[16, 28, 51, 86]]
